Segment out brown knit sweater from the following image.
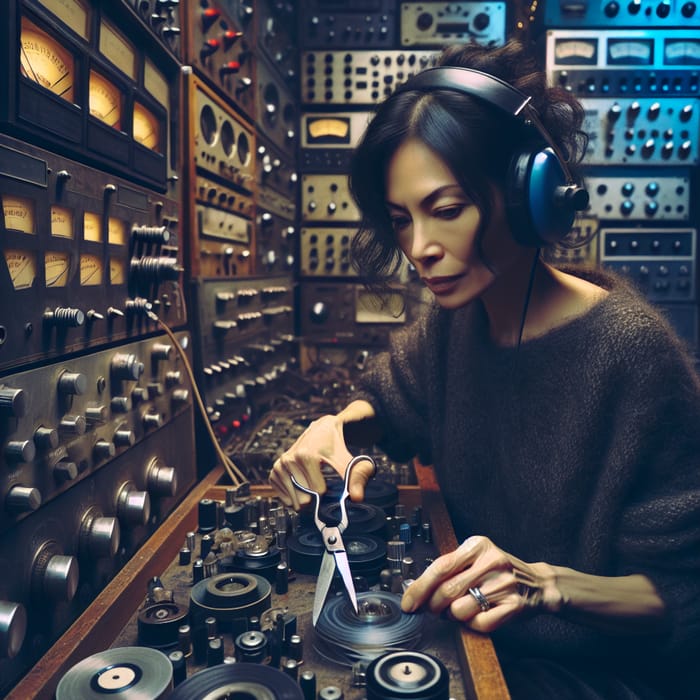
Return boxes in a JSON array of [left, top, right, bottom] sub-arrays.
[[357, 268, 700, 695]]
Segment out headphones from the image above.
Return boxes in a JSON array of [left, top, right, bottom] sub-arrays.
[[400, 67, 589, 247]]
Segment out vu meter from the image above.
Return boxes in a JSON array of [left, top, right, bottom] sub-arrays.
[[45, 251, 71, 288], [51, 206, 74, 238], [3, 196, 36, 233], [20, 17, 75, 103], [306, 116, 351, 144], [89, 71, 122, 130], [133, 102, 160, 150], [110, 258, 125, 284], [83, 211, 102, 242], [80, 253, 103, 285], [4, 250, 37, 290]]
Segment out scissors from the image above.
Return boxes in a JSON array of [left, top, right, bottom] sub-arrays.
[[291, 454, 375, 625]]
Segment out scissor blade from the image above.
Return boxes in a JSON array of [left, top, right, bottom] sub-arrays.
[[312, 550, 336, 626], [334, 550, 358, 615]]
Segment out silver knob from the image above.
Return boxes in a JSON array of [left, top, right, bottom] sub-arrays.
[[147, 459, 178, 498], [0, 388, 26, 417], [32, 550, 79, 602], [117, 484, 151, 526], [57, 371, 87, 396], [0, 601, 27, 659], [4, 440, 36, 463], [6, 485, 41, 513], [80, 510, 120, 559]]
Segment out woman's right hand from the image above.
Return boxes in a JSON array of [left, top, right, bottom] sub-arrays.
[[268, 414, 355, 509]]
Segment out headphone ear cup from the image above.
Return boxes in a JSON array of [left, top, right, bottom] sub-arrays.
[[505, 146, 577, 247]]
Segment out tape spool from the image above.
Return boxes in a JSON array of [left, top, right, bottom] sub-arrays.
[[218, 543, 282, 583], [168, 662, 304, 699], [316, 501, 386, 535], [288, 529, 386, 582], [55, 646, 172, 699], [366, 650, 450, 700], [313, 591, 424, 667], [137, 602, 189, 649], [190, 572, 272, 630]]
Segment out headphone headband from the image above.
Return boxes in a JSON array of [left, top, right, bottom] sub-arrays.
[[400, 66, 575, 185], [403, 66, 533, 118]]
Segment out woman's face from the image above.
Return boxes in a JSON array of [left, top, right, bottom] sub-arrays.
[[385, 137, 518, 309]]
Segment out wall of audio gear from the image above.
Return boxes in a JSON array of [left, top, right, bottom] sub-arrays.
[[0, 0, 181, 194], [542, 22, 700, 348], [0, 132, 186, 372], [0, 330, 196, 696]]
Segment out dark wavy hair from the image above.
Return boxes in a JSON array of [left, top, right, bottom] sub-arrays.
[[348, 40, 588, 285]]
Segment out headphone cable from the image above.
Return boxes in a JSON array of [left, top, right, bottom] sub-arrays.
[[516, 247, 540, 352]]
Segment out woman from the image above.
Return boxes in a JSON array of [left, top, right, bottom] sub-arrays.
[[270, 41, 700, 698]]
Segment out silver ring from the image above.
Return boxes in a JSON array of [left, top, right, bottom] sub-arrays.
[[468, 586, 491, 612]]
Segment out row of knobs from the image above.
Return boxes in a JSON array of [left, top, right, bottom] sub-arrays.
[[602, 0, 697, 18], [558, 72, 697, 96], [0, 464, 175, 659]]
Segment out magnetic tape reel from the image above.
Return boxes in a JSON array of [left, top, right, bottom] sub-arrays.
[[55, 646, 172, 699], [189, 572, 272, 630], [168, 662, 304, 700], [314, 591, 425, 667], [366, 650, 450, 700]]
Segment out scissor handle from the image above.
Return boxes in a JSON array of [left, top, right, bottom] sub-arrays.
[[290, 474, 323, 531], [336, 455, 376, 531]]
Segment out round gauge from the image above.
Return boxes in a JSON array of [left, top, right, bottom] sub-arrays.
[[51, 206, 74, 238], [108, 218, 126, 245], [133, 102, 160, 151], [554, 38, 597, 64], [20, 18, 75, 103], [89, 70, 122, 130], [237, 131, 250, 166], [4, 250, 37, 290], [3, 196, 36, 233], [200, 104, 218, 145], [45, 251, 71, 287], [83, 212, 102, 242], [109, 258, 125, 285], [607, 39, 652, 66], [220, 119, 235, 157], [664, 39, 700, 65], [80, 254, 103, 285]]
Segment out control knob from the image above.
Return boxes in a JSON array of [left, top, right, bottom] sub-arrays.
[[31, 543, 79, 602], [4, 440, 36, 464], [0, 387, 27, 417], [80, 508, 120, 559], [0, 601, 27, 659], [147, 458, 178, 498], [117, 483, 151, 527], [6, 485, 41, 513]]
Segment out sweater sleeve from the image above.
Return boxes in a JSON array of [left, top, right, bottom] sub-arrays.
[[354, 306, 437, 463]]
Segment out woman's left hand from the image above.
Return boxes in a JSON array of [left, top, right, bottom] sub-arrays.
[[401, 535, 562, 633]]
